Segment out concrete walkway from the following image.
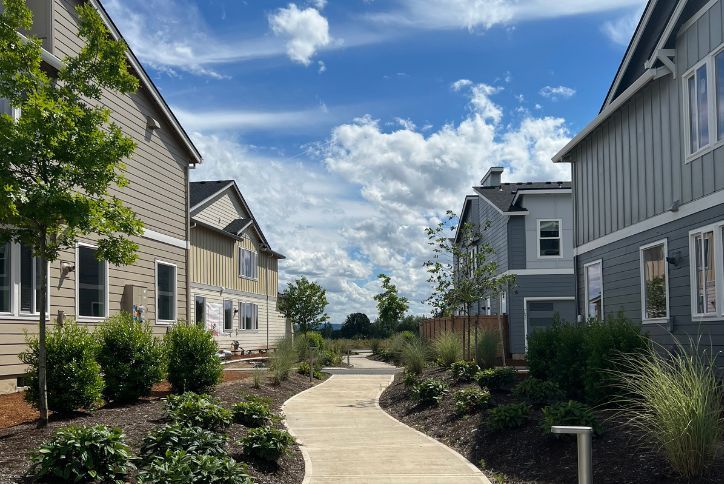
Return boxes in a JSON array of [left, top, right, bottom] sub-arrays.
[[283, 368, 490, 483]]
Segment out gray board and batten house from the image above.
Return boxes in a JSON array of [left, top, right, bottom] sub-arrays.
[[553, 0, 724, 369], [455, 167, 575, 358]]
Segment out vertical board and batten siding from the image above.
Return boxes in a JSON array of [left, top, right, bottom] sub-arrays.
[[507, 217, 526, 270], [477, 199, 509, 274]]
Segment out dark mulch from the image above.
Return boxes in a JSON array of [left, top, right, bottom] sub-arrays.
[[380, 367, 724, 484], [0, 373, 319, 483]]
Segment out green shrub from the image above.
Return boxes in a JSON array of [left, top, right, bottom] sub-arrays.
[[370, 339, 383, 355], [138, 450, 253, 484], [612, 343, 723, 478], [96, 313, 165, 404], [166, 393, 232, 431], [241, 426, 295, 462], [413, 378, 449, 406], [320, 348, 342, 367], [476, 367, 516, 391], [527, 313, 647, 403], [488, 403, 530, 431], [432, 331, 462, 368], [140, 423, 227, 464], [451, 360, 480, 383], [512, 377, 565, 407], [541, 400, 601, 435], [475, 329, 499, 369], [232, 395, 274, 427], [454, 387, 491, 413], [270, 336, 297, 384], [402, 370, 419, 388], [295, 331, 325, 362], [401, 338, 428, 375], [31, 425, 133, 483], [20, 322, 104, 413], [383, 331, 417, 365], [165, 323, 222, 394], [297, 361, 323, 379], [252, 368, 264, 389]]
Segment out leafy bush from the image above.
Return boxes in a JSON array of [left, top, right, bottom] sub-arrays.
[[31, 425, 133, 483], [20, 322, 104, 413], [295, 331, 326, 362], [241, 426, 295, 462], [451, 360, 480, 383], [297, 361, 323, 379], [320, 348, 342, 367], [476, 367, 516, 391], [527, 313, 647, 403], [270, 336, 297, 384], [96, 313, 165, 404], [512, 377, 565, 407], [140, 423, 227, 464], [541, 400, 601, 435], [401, 338, 428, 375], [612, 343, 723, 478], [370, 339, 383, 355], [454, 387, 491, 414], [138, 450, 253, 484], [432, 331, 462, 368], [165, 323, 222, 394], [402, 370, 419, 388], [413, 378, 449, 406], [475, 329, 499, 369], [166, 393, 232, 431], [383, 331, 418, 365], [232, 395, 274, 427], [488, 403, 531, 431]]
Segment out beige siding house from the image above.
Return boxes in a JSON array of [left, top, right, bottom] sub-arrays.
[[190, 181, 288, 353], [0, 0, 201, 393]]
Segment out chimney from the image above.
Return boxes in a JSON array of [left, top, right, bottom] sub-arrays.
[[481, 167, 504, 187]]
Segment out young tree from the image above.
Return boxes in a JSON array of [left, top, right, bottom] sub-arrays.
[[373, 274, 409, 337], [424, 211, 514, 363], [278, 277, 329, 335], [340, 312, 371, 339], [0, 1, 142, 425]]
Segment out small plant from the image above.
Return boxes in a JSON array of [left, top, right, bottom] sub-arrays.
[[166, 392, 232, 431], [140, 423, 227, 464], [475, 329, 499, 369], [20, 322, 104, 413], [241, 426, 295, 463], [541, 400, 601, 435], [413, 378, 449, 406], [165, 323, 222, 394], [402, 370, 419, 388], [232, 395, 274, 427], [432, 331, 462, 368], [488, 403, 531, 431], [476, 367, 516, 391], [454, 387, 491, 413], [96, 313, 166, 404], [450, 360, 480, 383], [401, 338, 428, 375], [138, 450, 253, 484], [31, 425, 133, 483], [270, 336, 297, 384], [370, 339, 383, 355], [252, 368, 264, 389], [512, 377, 565, 407], [297, 361, 323, 379]]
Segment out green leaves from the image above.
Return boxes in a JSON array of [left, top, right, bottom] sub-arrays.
[[165, 323, 223, 394], [278, 276, 329, 334], [138, 450, 253, 484], [241, 426, 295, 463], [165, 393, 232, 432], [139, 423, 228, 466], [412, 378, 449, 406], [232, 396, 275, 427], [373, 273, 409, 337]]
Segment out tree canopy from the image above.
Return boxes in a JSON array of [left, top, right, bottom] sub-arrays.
[[373, 274, 409, 337], [278, 276, 329, 334], [340, 312, 371, 339]]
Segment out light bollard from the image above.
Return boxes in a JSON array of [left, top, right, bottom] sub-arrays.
[[551, 426, 593, 484]]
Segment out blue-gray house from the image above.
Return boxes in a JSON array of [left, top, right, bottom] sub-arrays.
[[553, 0, 724, 365], [456, 167, 575, 358]]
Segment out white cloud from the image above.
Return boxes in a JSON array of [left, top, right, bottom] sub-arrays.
[[539, 85, 576, 100], [312, 0, 328, 9], [173, 106, 336, 132], [318, 60, 327, 73], [269, 4, 332, 66], [451, 79, 473, 91], [602, 6, 644, 46]]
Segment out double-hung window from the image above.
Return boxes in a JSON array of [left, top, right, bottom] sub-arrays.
[[77, 244, 107, 319], [239, 248, 258, 279], [156, 261, 177, 323], [684, 48, 724, 157], [538, 219, 562, 257], [690, 229, 717, 316], [639, 240, 669, 321], [584, 260, 603, 320], [240, 302, 258, 330]]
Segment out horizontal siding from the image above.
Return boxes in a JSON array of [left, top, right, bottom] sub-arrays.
[[194, 191, 250, 229]]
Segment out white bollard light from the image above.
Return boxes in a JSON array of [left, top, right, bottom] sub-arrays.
[[551, 426, 593, 484]]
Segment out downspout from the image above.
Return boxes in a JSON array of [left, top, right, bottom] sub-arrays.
[[185, 165, 191, 323], [266, 253, 269, 351]]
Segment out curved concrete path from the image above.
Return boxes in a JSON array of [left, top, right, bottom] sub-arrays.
[[283, 361, 490, 483]]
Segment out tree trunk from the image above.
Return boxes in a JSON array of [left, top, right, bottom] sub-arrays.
[[37, 234, 49, 426]]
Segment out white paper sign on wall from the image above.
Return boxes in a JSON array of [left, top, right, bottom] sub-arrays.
[[206, 301, 222, 336]]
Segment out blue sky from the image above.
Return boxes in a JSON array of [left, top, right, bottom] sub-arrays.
[[105, 0, 645, 323]]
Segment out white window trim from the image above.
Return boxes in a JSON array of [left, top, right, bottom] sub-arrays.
[[155, 259, 178, 325], [238, 247, 259, 281], [584, 259, 604, 320], [688, 222, 724, 321], [683, 42, 724, 162], [537, 218, 563, 258], [222, 299, 234, 333], [75, 242, 110, 322], [239, 301, 259, 331], [523, 296, 575, 351], [194, 294, 206, 325], [0, 242, 50, 319], [639, 239, 670, 324]]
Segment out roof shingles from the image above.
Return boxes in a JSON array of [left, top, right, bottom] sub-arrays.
[[474, 182, 571, 212]]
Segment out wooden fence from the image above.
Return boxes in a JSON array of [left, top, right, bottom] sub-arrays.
[[420, 316, 510, 359]]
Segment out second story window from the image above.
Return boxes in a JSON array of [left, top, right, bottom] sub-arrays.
[[239, 248, 258, 279], [686, 64, 709, 154], [538, 219, 561, 257], [684, 48, 724, 156]]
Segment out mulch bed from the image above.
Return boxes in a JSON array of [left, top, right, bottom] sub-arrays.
[[379, 367, 724, 484], [0, 373, 319, 483]]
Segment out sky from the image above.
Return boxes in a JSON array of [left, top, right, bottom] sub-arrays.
[[104, 0, 646, 323]]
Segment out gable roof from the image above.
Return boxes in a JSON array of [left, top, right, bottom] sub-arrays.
[[473, 182, 571, 213], [189, 180, 285, 259]]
